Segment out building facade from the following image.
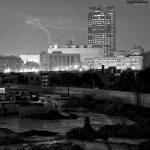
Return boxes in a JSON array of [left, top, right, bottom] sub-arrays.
[[48, 45, 104, 62], [85, 56, 143, 70], [20, 54, 40, 64], [114, 46, 144, 57], [88, 5, 116, 57], [40, 51, 81, 71]]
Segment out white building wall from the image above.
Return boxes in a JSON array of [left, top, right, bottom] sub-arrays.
[[20, 54, 40, 64], [40, 51, 81, 71], [48, 47, 104, 62]]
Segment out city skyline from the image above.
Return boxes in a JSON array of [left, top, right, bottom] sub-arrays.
[[0, 0, 150, 55]]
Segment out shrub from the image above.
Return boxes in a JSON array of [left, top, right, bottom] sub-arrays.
[[71, 144, 84, 150], [67, 117, 96, 141]]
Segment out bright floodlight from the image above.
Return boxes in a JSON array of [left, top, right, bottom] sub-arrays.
[[4, 68, 11, 73], [74, 65, 79, 70], [54, 44, 58, 49]]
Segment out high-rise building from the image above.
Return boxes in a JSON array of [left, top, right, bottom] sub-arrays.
[[88, 5, 116, 57]]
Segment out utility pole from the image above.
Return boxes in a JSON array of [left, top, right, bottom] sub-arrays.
[[135, 72, 141, 106], [67, 80, 70, 97], [65, 72, 71, 97], [67, 73, 71, 97]]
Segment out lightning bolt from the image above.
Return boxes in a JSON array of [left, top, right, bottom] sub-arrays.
[[26, 17, 51, 47]]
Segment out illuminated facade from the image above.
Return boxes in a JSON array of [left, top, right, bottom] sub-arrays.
[[88, 5, 116, 57], [85, 56, 143, 70], [20, 54, 40, 64], [40, 51, 81, 71], [48, 45, 104, 62]]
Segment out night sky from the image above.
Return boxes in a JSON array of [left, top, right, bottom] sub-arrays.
[[0, 0, 149, 55]]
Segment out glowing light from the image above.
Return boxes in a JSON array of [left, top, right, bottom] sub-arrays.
[[79, 68, 83, 72], [132, 66, 136, 70], [54, 44, 58, 49], [3, 67, 40, 73], [19, 68, 40, 73], [4, 68, 11, 73], [74, 65, 79, 70], [53, 67, 59, 71], [66, 67, 69, 70]]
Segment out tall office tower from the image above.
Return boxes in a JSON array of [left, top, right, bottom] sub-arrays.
[[88, 5, 116, 57]]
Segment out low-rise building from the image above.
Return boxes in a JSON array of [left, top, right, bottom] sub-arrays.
[[20, 54, 40, 64], [40, 51, 81, 71], [48, 45, 104, 62], [85, 56, 143, 70]]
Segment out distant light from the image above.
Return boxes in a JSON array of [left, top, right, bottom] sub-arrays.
[[19, 68, 40, 73], [79, 68, 83, 72], [4, 68, 11, 73], [132, 66, 136, 70], [54, 44, 58, 49], [66, 67, 69, 70], [3, 68, 40, 73], [53, 67, 59, 71], [0, 88, 5, 94], [74, 65, 79, 70], [82, 65, 88, 70]]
